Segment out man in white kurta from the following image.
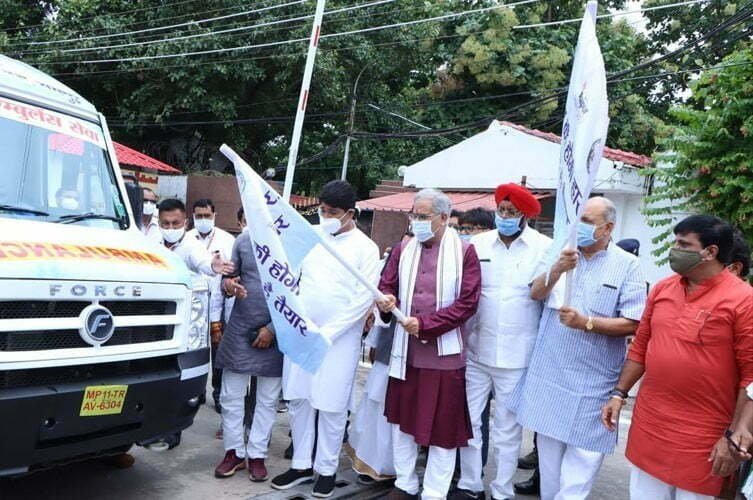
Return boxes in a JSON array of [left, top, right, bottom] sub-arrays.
[[453, 184, 562, 500], [271, 181, 380, 498], [157, 198, 232, 277], [186, 198, 237, 415]]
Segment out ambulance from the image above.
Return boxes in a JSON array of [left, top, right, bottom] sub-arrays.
[[0, 55, 209, 475]]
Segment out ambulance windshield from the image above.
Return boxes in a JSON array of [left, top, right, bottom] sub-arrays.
[[0, 97, 128, 229]]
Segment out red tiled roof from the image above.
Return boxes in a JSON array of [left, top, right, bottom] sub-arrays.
[[113, 141, 182, 174], [265, 180, 320, 210], [358, 190, 550, 213], [499, 121, 653, 167]]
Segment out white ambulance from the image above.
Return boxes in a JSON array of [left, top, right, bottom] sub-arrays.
[[0, 55, 209, 475]]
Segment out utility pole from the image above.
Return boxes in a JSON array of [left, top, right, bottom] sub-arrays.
[[340, 64, 370, 181], [282, 0, 327, 202]]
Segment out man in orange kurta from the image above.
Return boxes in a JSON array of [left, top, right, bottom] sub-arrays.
[[601, 215, 753, 499]]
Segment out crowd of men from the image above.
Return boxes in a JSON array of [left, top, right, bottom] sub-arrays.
[[136, 179, 753, 500]]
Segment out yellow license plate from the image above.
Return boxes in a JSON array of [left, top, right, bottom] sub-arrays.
[[79, 385, 128, 416]]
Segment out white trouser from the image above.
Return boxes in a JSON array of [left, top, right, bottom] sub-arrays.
[[630, 465, 713, 500], [288, 398, 348, 475], [458, 359, 524, 499], [392, 426, 456, 500], [538, 433, 605, 500], [220, 370, 282, 459]]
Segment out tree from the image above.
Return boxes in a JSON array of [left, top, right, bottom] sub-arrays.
[[643, 43, 753, 256], [0, 1, 675, 196], [641, 0, 751, 113]]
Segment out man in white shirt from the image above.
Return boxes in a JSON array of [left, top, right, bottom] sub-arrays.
[[186, 198, 237, 415], [157, 198, 233, 277], [141, 187, 161, 244], [452, 183, 561, 500], [271, 180, 380, 498]]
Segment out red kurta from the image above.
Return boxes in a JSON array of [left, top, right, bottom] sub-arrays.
[[626, 270, 753, 496]]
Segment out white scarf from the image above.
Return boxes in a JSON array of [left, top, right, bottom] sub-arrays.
[[389, 227, 464, 380]]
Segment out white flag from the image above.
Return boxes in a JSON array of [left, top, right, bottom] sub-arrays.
[[547, 1, 610, 298], [221, 145, 329, 373]]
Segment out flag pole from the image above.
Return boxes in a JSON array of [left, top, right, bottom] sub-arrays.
[[282, 0, 327, 202], [563, 0, 600, 306], [314, 232, 408, 323]]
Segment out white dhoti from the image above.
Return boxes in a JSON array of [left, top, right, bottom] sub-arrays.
[[630, 466, 714, 500], [347, 361, 395, 479], [538, 433, 605, 500]]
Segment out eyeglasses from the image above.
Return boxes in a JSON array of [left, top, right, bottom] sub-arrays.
[[497, 207, 523, 218], [407, 212, 437, 222]]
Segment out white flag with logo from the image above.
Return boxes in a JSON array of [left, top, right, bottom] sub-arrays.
[[221, 145, 329, 373], [547, 1, 610, 293]]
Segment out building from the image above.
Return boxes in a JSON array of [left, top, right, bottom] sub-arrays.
[[358, 120, 670, 284]]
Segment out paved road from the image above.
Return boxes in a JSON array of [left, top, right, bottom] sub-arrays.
[[0, 366, 633, 499]]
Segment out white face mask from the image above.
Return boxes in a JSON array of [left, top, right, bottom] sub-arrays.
[[193, 216, 215, 235], [60, 197, 79, 210], [142, 201, 156, 216], [161, 227, 185, 244], [318, 209, 348, 235]]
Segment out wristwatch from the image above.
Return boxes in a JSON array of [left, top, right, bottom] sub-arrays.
[[609, 388, 629, 400], [585, 315, 594, 331]]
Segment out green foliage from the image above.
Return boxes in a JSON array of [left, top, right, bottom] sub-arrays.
[[643, 43, 753, 257], [642, 0, 750, 114], [0, 0, 676, 198]]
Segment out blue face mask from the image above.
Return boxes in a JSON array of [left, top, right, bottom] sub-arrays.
[[459, 233, 472, 242], [495, 214, 522, 237], [577, 221, 604, 248]]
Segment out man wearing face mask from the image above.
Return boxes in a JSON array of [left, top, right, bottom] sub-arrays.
[[451, 184, 559, 500], [271, 180, 380, 498], [507, 196, 646, 500], [376, 188, 481, 500], [157, 198, 234, 277], [187, 198, 237, 415], [141, 187, 161, 243], [601, 215, 753, 499]]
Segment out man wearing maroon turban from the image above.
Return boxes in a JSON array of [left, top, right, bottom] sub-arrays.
[[451, 183, 562, 500]]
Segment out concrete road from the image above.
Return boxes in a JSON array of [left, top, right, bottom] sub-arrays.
[[0, 366, 633, 499]]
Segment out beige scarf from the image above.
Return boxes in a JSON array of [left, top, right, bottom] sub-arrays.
[[388, 227, 464, 381]]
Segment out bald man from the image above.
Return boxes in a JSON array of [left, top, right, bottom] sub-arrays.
[[507, 197, 647, 500]]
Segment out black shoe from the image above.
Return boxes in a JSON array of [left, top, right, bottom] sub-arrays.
[[383, 488, 419, 499], [513, 469, 540, 495], [448, 488, 486, 499], [358, 474, 376, 485], [517, 449, 538, 470], [284, 441, 294, 460], [270, 468, 314, 490], [312, 474, 336, 498]]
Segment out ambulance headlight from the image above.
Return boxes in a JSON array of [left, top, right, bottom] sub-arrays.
[[188, 286, 209, 350]]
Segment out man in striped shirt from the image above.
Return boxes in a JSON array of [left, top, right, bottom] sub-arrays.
[[507, 196, 647, 500]]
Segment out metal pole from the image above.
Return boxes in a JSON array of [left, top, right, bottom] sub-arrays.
[[340, 64, 369, 181], [282, 0, 327, 202]]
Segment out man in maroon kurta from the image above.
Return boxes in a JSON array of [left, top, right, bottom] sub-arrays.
[[377, 189, 481, 500]]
